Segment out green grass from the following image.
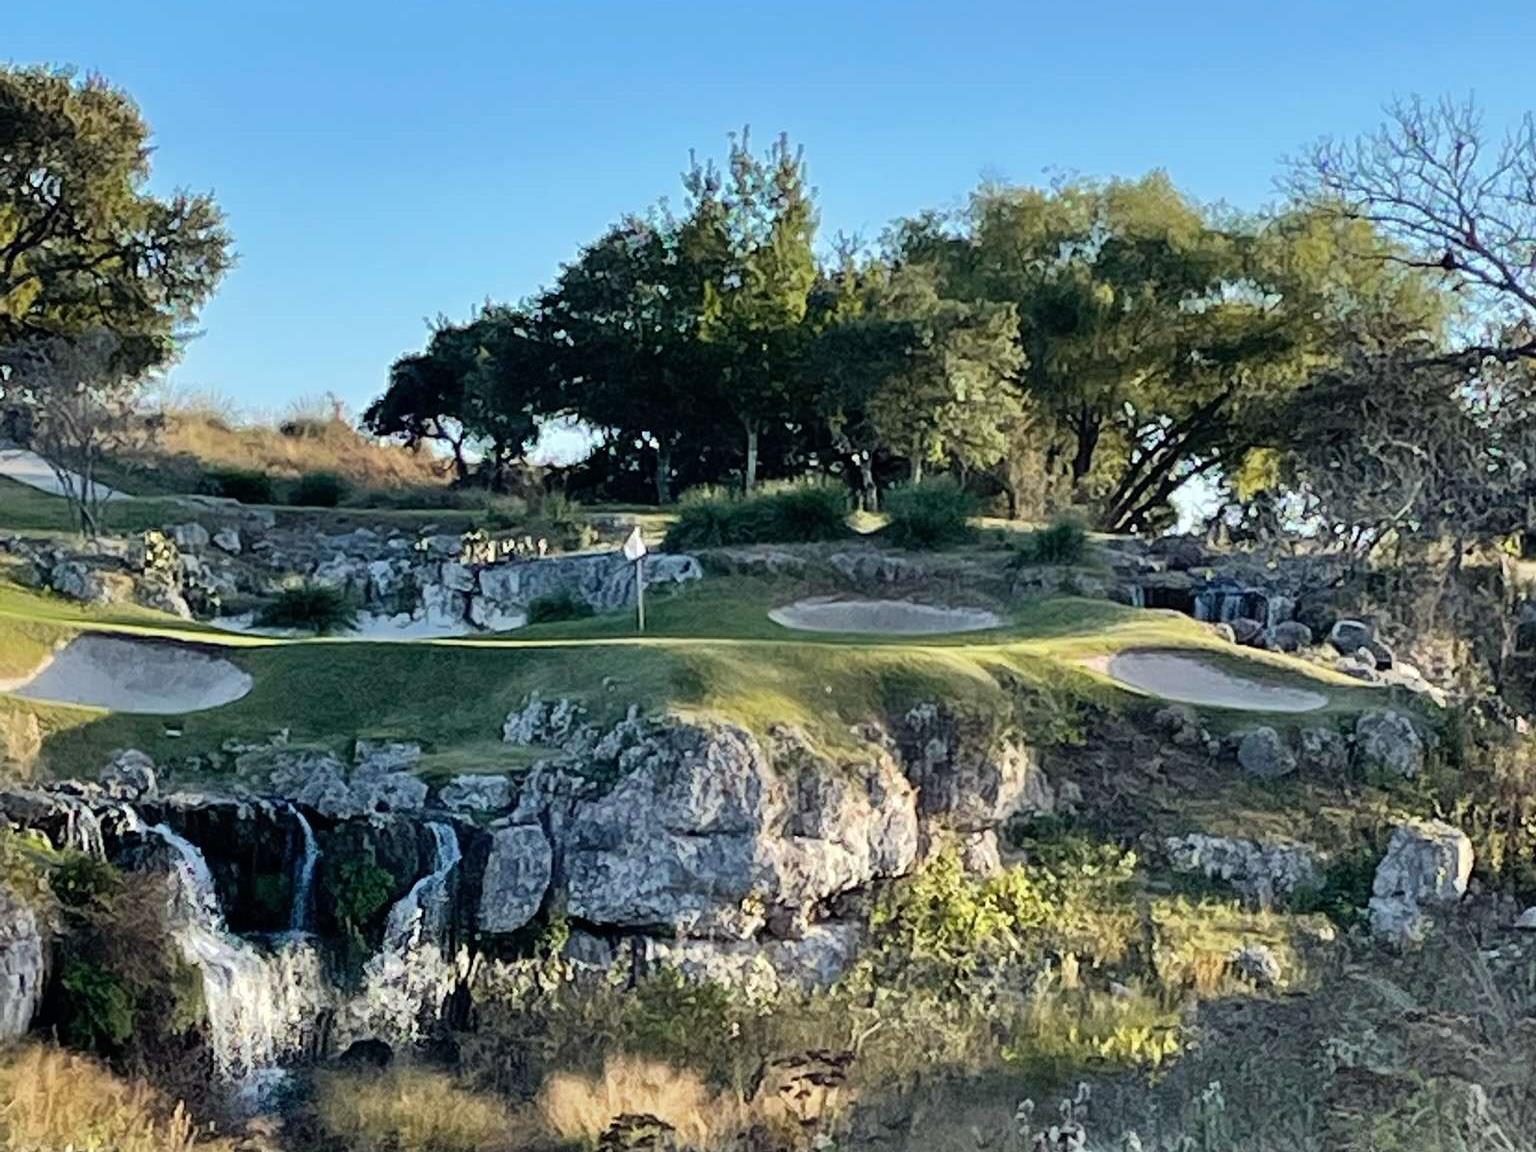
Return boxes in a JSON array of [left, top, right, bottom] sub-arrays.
[[0, 478, 190, 538], [0, 561, 1391, 779]]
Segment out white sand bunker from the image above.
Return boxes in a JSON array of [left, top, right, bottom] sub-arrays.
[[6, 635, 253, 714], [1101, 650, 1328, 713], [769, 597, 1002, 635]]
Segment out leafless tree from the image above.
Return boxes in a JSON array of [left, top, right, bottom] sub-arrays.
[[1296, 95, 1536, 361], [0, 329, 144, 537]]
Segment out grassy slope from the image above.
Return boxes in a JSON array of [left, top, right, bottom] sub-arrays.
[[0, 555, 1393, 778]]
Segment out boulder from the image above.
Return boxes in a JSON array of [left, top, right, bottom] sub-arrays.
[[516, 716, 918, 940], [502, 696, 591, 747], [1164, 833, 1320, 907], [1297, 727, 1349, 776], [211, 527, 242, 554], [1514, 907, 1536, 931], [1334, 655, 1380, 683], [1368, 819, 1473, 945], [0, 885, 45, 1040], [1153, 704, 1203, 748], [355, 741, 423, 774], [50, 561, 135, 607], [1353, 711, 1425, 779], [643, 922, 864, 995], [1329, 619, 1376, 655], [1229, 943, 1283, 989], [1230, 617, 1267, 647], [898, 703, 1052, 831], [170, 522, 211, 551], [478, 824, 553, 934], [100, 749, 157, 800], [1237, 728, 1296, 780], [439, 775, 514, 814], [1270, 620, 1314, 653]]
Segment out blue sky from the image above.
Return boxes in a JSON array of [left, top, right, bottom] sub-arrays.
[[9, 0, 1536, 419]]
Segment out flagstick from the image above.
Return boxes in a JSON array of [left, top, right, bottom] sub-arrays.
[[636, 557, 646, 633]]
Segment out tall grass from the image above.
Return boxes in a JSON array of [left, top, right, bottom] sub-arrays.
[[882, 478, 978, 550], [313, 1067, 518, 1152], [0, 1044, 233, 1152], [536, 1055, 745, 1149]]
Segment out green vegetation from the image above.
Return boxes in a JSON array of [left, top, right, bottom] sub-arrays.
[[288, 470, 350, 508], [199, 466, 274, 504], [662, 481, 851, 550], [1014, 517, 1089, 565], [881, 477, 978, 550], [255, 582, 359, 634]]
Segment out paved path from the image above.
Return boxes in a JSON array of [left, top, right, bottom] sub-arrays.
[[0, 447, 127, 500]]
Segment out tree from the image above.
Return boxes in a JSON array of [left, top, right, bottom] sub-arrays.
[[863, 262, 1026, 482], [540, 215, 714, 503], [0, 67, 231, 374], [1297, 95, 1536, 358], [366, 320, 478, 482], [694, 131, 819, 491], [0, 328, 142, 536]]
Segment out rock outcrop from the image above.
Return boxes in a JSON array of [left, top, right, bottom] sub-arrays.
[[1368, 819, 1473, 945], [1164, 833, 1321, 907], [1353, 710, 1425, 779], [0, 885, 45, 1040]]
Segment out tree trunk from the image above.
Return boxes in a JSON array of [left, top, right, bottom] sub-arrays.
[[1071, 408, 1101, 482], [743, 422, 760, 493], [655, 440, 673, 505], [858, 457, 878, 513], [909, 456, 924, 484]]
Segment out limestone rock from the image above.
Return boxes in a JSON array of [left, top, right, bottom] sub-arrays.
[[478, 824, 553, 934], [439, 775, 514, 814], [1514, 907, 1536, 930], [1229, 943, 1283, 989], [1237, 727, 1296, 780], [503, 696, 590, 747], [1368, 819, 1473, 945], [1329, 619, 1376, 655], [171, 522, 211, 551], [100, 749, 157, 800], [1354, 710, 1425, 779], [898, 703, 1051, 832], [1153, 704, 1203, 748], [1164, 833, 1320, 906], [212, 527, 243, 554], [1270, 620, 1313, 653], [0, 885, 44, 1040], [1297, 727, 1349, 776]]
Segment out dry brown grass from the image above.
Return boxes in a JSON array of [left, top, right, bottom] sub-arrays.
[[313, 1066, 522, 1152], [536, 1055, 746, 1149], [0, 1043, 234, 1152], [131, 406, 450, 493]]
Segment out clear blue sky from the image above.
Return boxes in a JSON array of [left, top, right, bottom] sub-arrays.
[[9, 0, 1536, 418]]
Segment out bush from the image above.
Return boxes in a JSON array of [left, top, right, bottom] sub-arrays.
[[200, 467, 274, 505], [527, 590, 595, 625], [663, 480, 850, 550], [1013, 517, 1088, 565], [255, 583, 358, 634], [288, 470, 350, 507], [882, 478, 977, 550], [531, 489, 597, 551], [313, 1067, 515, 1152]]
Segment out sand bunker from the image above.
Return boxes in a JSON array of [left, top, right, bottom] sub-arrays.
[[1101, 650, 1328, 712], [769, 597, 1002, 635], [5, 635, 253, 714]]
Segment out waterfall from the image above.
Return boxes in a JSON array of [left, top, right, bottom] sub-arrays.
[[147, 824, 329, 1091], [383, 822, 461, 951], [288, 806, 321, 933], [342, 822, 465, 1048]]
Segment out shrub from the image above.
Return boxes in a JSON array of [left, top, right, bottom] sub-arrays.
[[288, 470, 350, 507], [200, 467, 274, 504], [532, 489, 597, 551], [255, 582, 358, 634], [882, 478, 977, 550], [527, 590, 595, 625], [0, 1045, 234, 1152], [313, 1067, 515, 1152], [663, 480, 850, 550], [1015, 517, 1088, 565]]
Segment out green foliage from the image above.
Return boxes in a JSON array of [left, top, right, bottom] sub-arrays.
[[531, 490, 597, 550], [663, 481, 850, 550], [1014, 517, 1088, 565], [527, 590, 595, 625], [881, 477, 977, 549], [255, 582, 358, 635], [0, 66, 232, 373], [57, 955, 136, 1050], [288, 470, 350, 507], [200, 467, 274, 504]]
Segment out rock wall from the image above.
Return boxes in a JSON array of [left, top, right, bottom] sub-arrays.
[[0, 884, 45, 1040]]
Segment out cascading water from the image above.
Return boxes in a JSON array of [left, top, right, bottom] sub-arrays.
[[147, 824, 329, 1094], [342, 821, 465, 1047], [288, 806, 321, 933]]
